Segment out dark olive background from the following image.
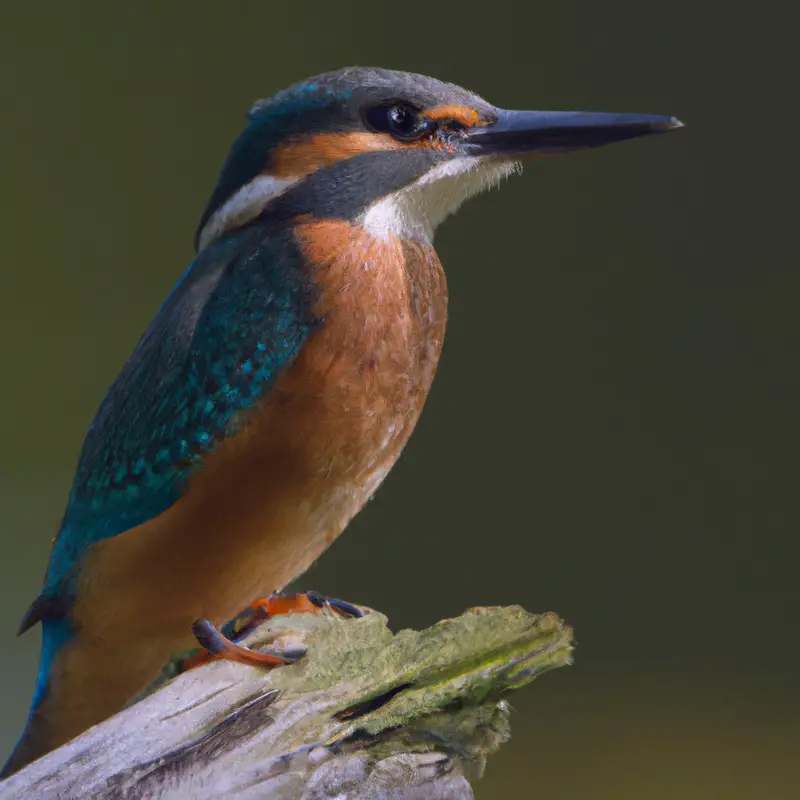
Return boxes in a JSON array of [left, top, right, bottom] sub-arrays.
[[0, 2, 797, 797]]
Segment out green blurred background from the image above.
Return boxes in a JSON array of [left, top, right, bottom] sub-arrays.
[[0, 2, 797, 796]]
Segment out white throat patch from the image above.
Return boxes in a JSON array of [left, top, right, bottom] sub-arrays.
[[359, 157, 520, 243]]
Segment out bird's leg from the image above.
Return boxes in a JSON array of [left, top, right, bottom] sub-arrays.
[[186, 618, 304, 670], [234, 591, 364, 639], [178, 592, 363, 673]]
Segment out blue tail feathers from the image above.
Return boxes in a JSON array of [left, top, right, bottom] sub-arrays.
[[1, 617, 72, 778]]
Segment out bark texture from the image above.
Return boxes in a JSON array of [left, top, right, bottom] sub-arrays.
[[0, 605, 573, 799]]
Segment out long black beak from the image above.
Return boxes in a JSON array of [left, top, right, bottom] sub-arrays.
[[466, 109, 683, 155]]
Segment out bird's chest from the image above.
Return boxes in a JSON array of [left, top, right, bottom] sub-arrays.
[[274, 220, 447, 491], [231, 220, 447, 516]]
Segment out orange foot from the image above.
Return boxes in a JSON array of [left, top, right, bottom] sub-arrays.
[[179, 592, 364, 672]]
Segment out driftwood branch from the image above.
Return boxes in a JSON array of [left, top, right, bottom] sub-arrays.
[[0, 605, 573, 799]]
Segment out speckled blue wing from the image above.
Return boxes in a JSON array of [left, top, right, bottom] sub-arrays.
[[41, 226, 315, 599]]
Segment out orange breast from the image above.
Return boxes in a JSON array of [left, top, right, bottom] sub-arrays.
[[64, 220, 447, 726]]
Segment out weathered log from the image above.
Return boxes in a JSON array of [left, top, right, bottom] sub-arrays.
[[0, 605, 573, 799]]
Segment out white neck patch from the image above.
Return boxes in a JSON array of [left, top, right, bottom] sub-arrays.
[[196, 156, 519, 251], [196, 174, 298, 252], [359, 157, 520, 244]]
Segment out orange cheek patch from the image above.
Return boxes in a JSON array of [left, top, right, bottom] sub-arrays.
[[270, 132, 403, 179], [424, 105, 482, 127], [268, 117, 469, 181]]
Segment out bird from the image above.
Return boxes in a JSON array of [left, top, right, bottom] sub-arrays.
[[1, 66, 681, 777]]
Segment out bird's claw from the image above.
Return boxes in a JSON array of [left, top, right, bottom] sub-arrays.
[[230, 591, 363, 640], [294, 591, 364, 619], [178, 592, 363, 673], [188, 618, 303, 669]]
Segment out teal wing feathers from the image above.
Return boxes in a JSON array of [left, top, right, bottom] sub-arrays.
[[41, 226, 315, 599]]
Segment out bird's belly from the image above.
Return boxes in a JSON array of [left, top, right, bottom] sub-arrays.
[[77, 372, 415, 646]]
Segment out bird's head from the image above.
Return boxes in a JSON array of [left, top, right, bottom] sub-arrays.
[[196, 67, 681, 251]]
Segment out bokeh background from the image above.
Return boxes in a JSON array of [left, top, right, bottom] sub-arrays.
[[0, 2, 797, 797]]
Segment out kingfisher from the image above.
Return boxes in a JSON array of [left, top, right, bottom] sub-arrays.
[[2, 66, 681, 777]]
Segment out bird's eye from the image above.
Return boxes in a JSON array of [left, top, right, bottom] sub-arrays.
[[364, 103, 431, 141]]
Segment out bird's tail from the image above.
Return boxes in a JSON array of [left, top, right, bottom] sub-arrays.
[[1, 617, 70, 778], [1, 708, 53, 779]]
